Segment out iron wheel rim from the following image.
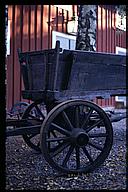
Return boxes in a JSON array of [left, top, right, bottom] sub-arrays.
[[40, 99, 113, 174], [22, 100, 46, 152]]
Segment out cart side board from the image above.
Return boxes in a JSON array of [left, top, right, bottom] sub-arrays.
[[18, 41, 126, 102]]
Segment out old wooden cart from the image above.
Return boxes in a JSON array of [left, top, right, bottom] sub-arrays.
[[6, 41, 126, 174]]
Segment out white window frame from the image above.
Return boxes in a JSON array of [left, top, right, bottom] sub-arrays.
[[116, 46, 126, 55], [53, 5, 72, 12], [52, 31, 76, 49], [115, 46, 126, 106]]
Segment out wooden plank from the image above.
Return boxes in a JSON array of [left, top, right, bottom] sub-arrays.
[[52, 88, 126, 102], [106, 7, 109, 52], [51, 5, 57, 46], [102, 6, 107, 52], [11, 5, 15, 107], [111, 9, 115, 53], [101, 6, 103, 51], [19, 5, 29, 103], [6, 5, 13, 110], [61, 9, 64, 33], [43, 5, 48, 49], [57, 6, 63, 32], [63, 9, 67, 33], [19, 5, 23, 101], [108, 7, 112, 53], [22, 6, 29, 52], [34, 5, 37, 50], [6, 125, 41, 137], [97, 6, 102, 52], [30, 5, 35, 51], [13, 5, 21, 104], [56, 6, 58, 31], [28, 5, 31, 51], [21, 5, 30, 103], [36, 5, 41, 50], [40, 5, 44, 49], [65, 10, 69, 33], [48, 5, 51, 49], [67, 51, 126, 92]]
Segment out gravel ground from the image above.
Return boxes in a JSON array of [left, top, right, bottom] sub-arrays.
[[5, 109, 127, 190]]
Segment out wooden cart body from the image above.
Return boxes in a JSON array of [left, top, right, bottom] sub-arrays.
[[18, 41, 126, 102]]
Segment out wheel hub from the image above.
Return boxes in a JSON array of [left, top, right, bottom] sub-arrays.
[[71, 128, 89, 147]]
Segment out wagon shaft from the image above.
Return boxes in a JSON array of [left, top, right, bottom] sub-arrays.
[[6, 119, 27, 127], [6, 124, 41, 137]]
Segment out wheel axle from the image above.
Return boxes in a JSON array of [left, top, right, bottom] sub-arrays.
[[71, 128, 89, 147]]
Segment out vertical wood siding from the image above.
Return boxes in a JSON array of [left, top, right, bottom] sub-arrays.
[[6, 5, 70, 109], [97, 5, 118, 108], [116, 30, 126, 48], [6, 5, 126, 110]]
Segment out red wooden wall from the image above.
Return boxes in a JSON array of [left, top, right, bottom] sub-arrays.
[[6, 5, 73, 109], [116, 30, 126, 48], [96, 5, 126, 107], [96, 5, 116, 107], [6, 5, 126, 110]]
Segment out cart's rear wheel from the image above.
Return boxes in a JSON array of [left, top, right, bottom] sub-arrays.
[[7, 102, 29, 119], [40, 99, 113, 174], [22, 100, 47, 152]]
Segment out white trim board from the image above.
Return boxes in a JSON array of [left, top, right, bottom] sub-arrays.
[[52, 31, 76, 49]]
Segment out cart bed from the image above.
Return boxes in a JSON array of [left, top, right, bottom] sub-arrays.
[[18, 41, 126, 102]]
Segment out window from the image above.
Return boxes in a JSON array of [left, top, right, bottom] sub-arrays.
[[53, 5, 72, 12], [52, 31, 76, 50], [116, 46, 126, 56], [115, 46, 126, 106]]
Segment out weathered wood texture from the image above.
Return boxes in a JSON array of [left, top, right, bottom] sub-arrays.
[[18, 44, 126, 102], [67, 50, 126, 92]]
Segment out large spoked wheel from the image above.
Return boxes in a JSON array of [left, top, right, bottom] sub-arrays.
[[40, 99, 113, 174], [22, 100, 47, 152]]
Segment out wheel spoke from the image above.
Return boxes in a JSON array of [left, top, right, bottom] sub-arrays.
[[62, 111, 74, 130], [51, 123, 71, 136], [40, 100, 113, 173], [81, 108, 93, 129], [82, 146, 94, 163], [22, 102, 44, 152], [50, 142, 70, 158], [88, 132, 108, 138], [35, 105, 44, 119], [75, 106, 80, 128], [88, 141, 103, 151], [51, 130, 61, 145], [76, 146, 80, 169], [28, 114, 43, 122], [86, 119, 104, 133], [62, 145, 74, 167]]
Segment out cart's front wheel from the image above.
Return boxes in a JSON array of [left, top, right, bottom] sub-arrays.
[[40, 99, 113, 174], [22, 100, 47, 152]]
